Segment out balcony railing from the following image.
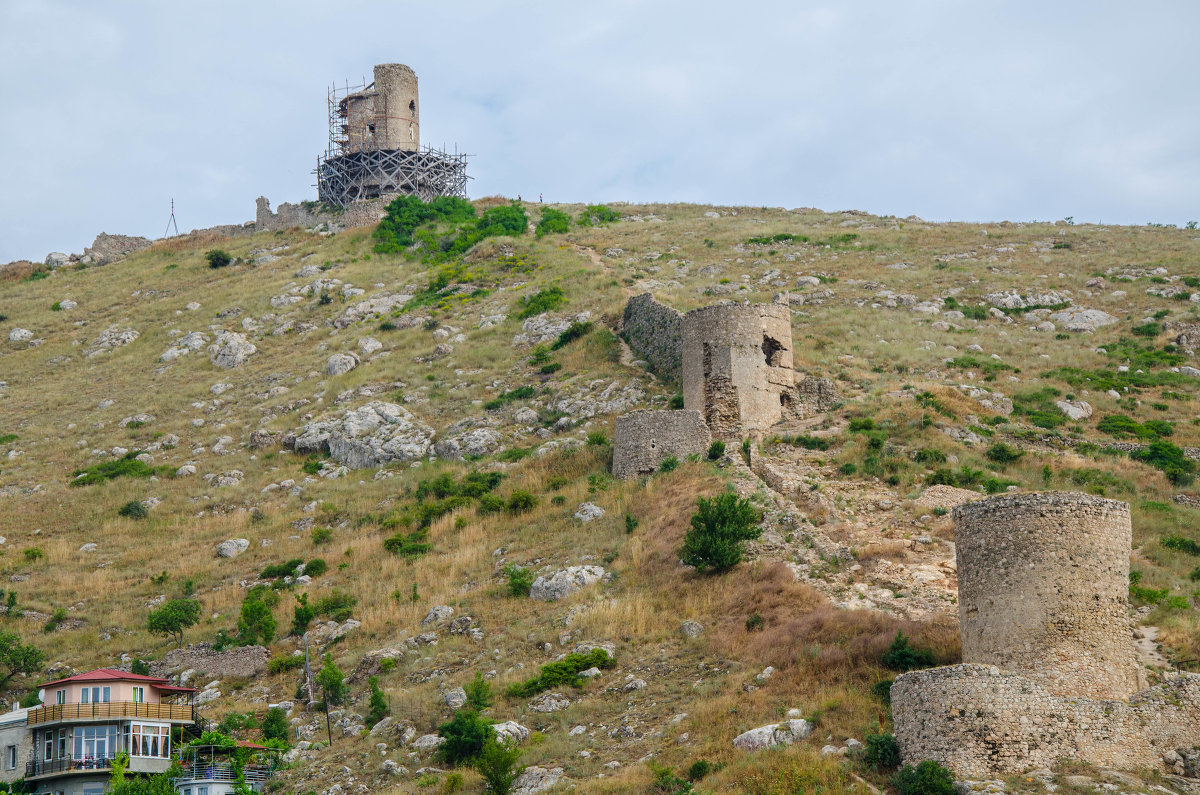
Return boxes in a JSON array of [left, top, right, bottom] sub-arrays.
[[26, 754, 117, 778], [27, 701, 196, 726], [175, 762, 271, 784]]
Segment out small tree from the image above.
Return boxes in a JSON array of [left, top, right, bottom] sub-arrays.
[[679, 492, 761, 573], [465, 671, 492, 711], [317, 656, 346, 706], [290, 593, 315, 636], [503, 564, 533, 598], [130, 659, 150, 676], [367, 676, 389, 726], [147, 598, 200, 648], [881, 630, 937, 672], [260, 706, 289, 743], [237, 587, 278, 646], [437, 709, 493, 764], [475, 734, 524, 793]]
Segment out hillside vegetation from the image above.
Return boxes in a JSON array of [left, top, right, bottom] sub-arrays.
[[1, 199, 1199, 794]]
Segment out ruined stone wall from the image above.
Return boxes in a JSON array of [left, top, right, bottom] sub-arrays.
[[954, 492, 1138, 699], [254, 196, 392, 233], [681, 301, 795, 437], [621, 293, 683, 381], [82, 233, 152, 266], [795, 376, 839, 413], [373, 63, 419, 151], [893, 665, 1200, 777], [152, 643, 268, 680], [612, 409, 710, 479]]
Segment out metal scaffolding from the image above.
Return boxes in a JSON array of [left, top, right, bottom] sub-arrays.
[[316, 78, 469, 207]]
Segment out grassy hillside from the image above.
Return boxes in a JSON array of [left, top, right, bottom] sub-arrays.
[[1, 200, 1198, 793]]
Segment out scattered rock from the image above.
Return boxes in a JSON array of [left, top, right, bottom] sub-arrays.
[[1055, 400, 1093, 421], [216, 538, 250, 558], [293, 401, 436, 469], [208, 331, 257, 369], [421, 606, 454, 627], [528, 692, 570, 713], [326, 352, 360, 376], [1048, 308, 1118, 332], [443, 687, 467, 709], [511, 766, 564, 795], [732, 719, 813, 751], [680, 620, 704, 638], [86, 325, 139, 356], [573, 502, 604, 522], [529, 566, 606, 601]]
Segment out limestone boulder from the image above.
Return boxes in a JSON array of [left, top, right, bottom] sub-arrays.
[[216, 538, 249, 558], [573, 502, 604, 522], [293, 401, 435, 469], [732, 719, 813, 751], [208, 331, 257, 369], [86, 325, 139, 356], [1056, 400, 1093, 421], [529, 566, 606, 601], [1049, 308, 1118, 332], [326, 352, 360, 376], [433, 428, 503, 461], [511, 766, 564, 795], [44, 252, 70, 269], [7, 328, 32, 343], [493, 721, 531, 744]]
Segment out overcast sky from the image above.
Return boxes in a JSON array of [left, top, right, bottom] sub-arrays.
[[2, 1, 1198, 262]]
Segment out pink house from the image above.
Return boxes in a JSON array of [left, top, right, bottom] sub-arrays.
[[26, 669, 196, 795]]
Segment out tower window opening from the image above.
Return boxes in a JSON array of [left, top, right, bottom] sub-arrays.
[[409, 100, 416, 113]]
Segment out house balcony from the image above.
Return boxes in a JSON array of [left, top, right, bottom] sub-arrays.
[[27, 701, 196, 727], [175, 762, 271, 787], [26, 753, 175, 780]]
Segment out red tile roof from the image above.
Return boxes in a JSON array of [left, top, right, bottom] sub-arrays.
[[40, 668, 172, 689]]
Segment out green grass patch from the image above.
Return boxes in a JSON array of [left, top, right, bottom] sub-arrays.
[[71, 452, 172, 487], [517, 287, 566, 319], [506, 649, 615, 697], [484, 385, 536, 411], [1096, 414, 1174, 440]]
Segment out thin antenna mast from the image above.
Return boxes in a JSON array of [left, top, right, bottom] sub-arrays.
[[163, 198, 179, 238]]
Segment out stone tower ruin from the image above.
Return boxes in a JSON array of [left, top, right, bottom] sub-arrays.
[[956, 492, 1140, 699], [681, 301, 797, 438], [317, 63, 468, 207], [892, 491, 1200, 777]]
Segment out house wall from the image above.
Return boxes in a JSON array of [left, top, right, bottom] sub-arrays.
[[611, 409, 711, 479], [48, 682, 161, 704], [0, 712, 30, 785]]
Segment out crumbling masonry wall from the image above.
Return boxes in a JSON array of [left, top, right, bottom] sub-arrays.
[[892, 491, 1200, 777], [612, 410, 710, 479], [681, 301, 796, 437], [892, 665, 1200, 778], [955, 492, 1139, 699], [621, 293, 683, 381]]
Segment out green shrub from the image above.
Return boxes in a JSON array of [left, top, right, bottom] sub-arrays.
[[707, 441, 726, 460], [304, 558, 328, 577], [848, 418, 875, 432], [290, 594, 315, 636], [586, 431, 608, 446], [861, 732, 901, 771], [577, 204, 620, 226], [118, 500, 148, 520], [893, 760, 955, 795], [669, 394, 685, 409], [437, 709, 494, 764], [839, 462, 857, 476], [23, 547, 44, 562], [478, 494, 506, 515], [483, 385, 536, 410], [785, 434, 831, 451], [504, 564, 534, 597], [1097, 414, 1174, 439], [383, 528, 433, 559], [679, 492, 762, 573], [465, 671, 493, 710], [517, 287, 566, 319], [261, 559, 304, 579], [745, 612, 765, 632], [312, 590, 357, 621], [373, 194, 477, 254], [71, 452, 165, 487], [881, 631, 936, 672], [535, 207, 571, 238], [130, 659, 150, 676], [686, 760, 712, 781], [267, 654, 305, 675], [1162, 535, 1200, 556], [237, 587, 278, 646], [625, 514, 639, 534], [871, 679, 893, 705], [1131, 439, 1196, 485], [506, 490, 538, 514], [506, 648, 615, 697], [311, 527, 333, 545], [1132, 322, 1161, 337], [648, 762, 693, 794], [985, 443, 1023, 465], [539, 362, 561, 374], [1189, 567, 1200, 582], [475, 734, 523, 794], [551, 320, 593, 350], [913, 448, 947, 465], [205, 250, 232, 269], [659, 456, 679, 473], [367, 676, 390, 727]]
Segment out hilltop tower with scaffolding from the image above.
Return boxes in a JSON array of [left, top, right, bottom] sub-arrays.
[[316, 63, 468, 207]]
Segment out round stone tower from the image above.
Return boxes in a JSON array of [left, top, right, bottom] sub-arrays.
[[680, 302, 795, 438], [373, 63, 419, 151], [953, 491, 1138, 700]]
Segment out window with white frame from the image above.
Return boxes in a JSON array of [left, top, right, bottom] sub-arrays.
[[43, 731, 52, 761], [131, 686, 145, 703], [128, 723, 170, 758], [72, 724, 116, 761], [56, 689, 65, 705], [5, 744, 14, 770]]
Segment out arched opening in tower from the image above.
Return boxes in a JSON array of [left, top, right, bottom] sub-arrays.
[[761, 335, 785, 366]]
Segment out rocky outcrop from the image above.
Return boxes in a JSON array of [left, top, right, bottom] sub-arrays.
[[85, 325, 139, 356], [433, 428, 502, 461], [82, 233, 151, 266], [732, 718, 813, 751], [529, 566, 606, 601], [154, 643, 267, 679], [208, 331, 257, 369], [293, 401, 435, 469], [326, 352, 360, 376], [1048, 308, 1118, 332]]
